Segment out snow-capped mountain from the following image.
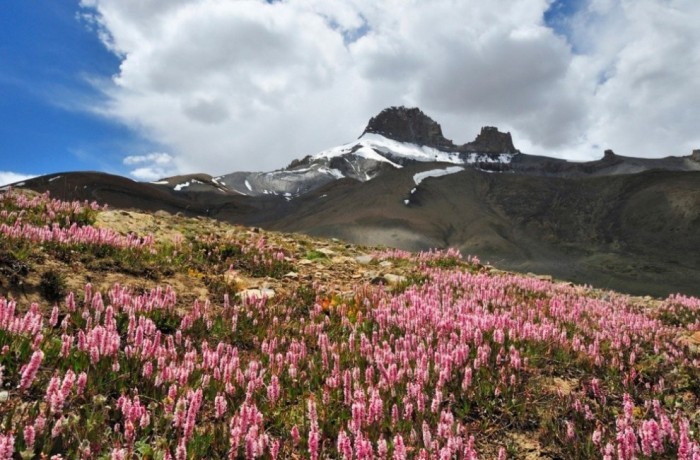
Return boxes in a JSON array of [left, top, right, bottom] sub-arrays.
[[211, 107, 520, 198], [153, 106, 700, 199]]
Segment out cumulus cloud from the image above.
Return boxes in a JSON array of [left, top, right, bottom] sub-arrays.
[[80, 0, 700, 173], [572, 0, 700, 158], [122, 152, 177, 181], [0, 172, 36, 187]]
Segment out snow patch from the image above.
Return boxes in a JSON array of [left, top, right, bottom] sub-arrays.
[[313, 136, 404, 168], [174, 181, 190, 191], [361, 134, 462, 164], [318, 167, 345, 179], [460, 152, 515, 165], [48, 176, 61, 183], [313, 133, 515, 169], [245, 180, 253, 191], [151, 180, 169, 185], [413, 166, 465, 186]]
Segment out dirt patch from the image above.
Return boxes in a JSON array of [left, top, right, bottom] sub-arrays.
[[507, 432, 556, 459], [541, 377, 579, 397]]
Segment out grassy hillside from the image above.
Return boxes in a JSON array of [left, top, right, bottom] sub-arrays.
[[0, 188, 699, 459]]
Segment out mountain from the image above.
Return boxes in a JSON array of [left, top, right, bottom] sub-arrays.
[[154, 106, 699, 198], [210, 107, 522, 198], [8, 107, 700, 297]]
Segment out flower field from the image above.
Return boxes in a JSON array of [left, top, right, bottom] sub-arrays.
[[0, 188, 699, 459]]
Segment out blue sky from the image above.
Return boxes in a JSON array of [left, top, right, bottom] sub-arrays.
[[1, 0, 699, 185], [0, 1, 149, 182]]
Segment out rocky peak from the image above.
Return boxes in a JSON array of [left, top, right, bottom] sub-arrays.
[[361, 106, 455, 150], [462, 126, 518, 154], [361, 106, 519, 155], [603, 149, 617, 160], [691, 149, 700, 163]]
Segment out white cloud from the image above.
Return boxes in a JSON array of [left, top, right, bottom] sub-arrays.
[[0, 172, 36, 187], [122, 152, 177, 181], [123, 152, 174, 166], [572, 0, 700, 158], [81, 0, 700, 174]]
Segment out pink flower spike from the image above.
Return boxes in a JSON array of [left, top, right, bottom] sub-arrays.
[[19, 350, 43, 390], [393, 434, 407, 460], [0, 432, 15, 459], [23, 424, 35, 449], [290, 425, 300, 446]]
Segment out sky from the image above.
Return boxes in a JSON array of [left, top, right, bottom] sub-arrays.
[[1, 0, 700, 185]]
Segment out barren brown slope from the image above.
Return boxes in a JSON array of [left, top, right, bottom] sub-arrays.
[[17, 168, 700, 298], [265, 167, 700, 298]]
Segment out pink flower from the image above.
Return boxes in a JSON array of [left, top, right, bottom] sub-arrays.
[[183, 389, 203, 440], [290, 425, 300, 446], [19, 350, 43, 390], [592, 428, 602, 446], [245, 425, 260, 459], [393, 434, 406, 460], [49, 305, 59, 327], [215, 393, 227, 419], [23, 424, 35, 449], [267, 375, 280, 405], [34, 415, 46, 434], [422, 421, 432, 450], [679, 418, 691, 460], [110, 448, 126, 460], [309, 427, 320, 460], [51, 416, 66, 438], [337, 430, 353, 460], [175, 437, 187, 460], [269, 439, 280, 459], [0, 432, 14, 460], [377, 437, 388, 460]]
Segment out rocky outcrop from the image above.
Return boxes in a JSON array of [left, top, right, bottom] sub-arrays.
[[362, 106, 519, 154], [362, 107, 454, 150], [692, 149, 700, 163], [461, 126, 518, 154]]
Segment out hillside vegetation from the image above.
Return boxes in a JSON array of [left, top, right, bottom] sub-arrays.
[[0, 188, 699, 459]]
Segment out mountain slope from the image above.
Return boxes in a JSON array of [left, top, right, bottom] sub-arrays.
[[263, 164, 700, 297]]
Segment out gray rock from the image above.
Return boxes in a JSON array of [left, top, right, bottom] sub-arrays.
[[383, 274, 407, 285], [317, 248, 336, 256], [355, 255, 374, 264]]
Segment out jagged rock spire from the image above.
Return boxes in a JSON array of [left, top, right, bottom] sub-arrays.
[[361, 106, 519, 154], [362, 107, 454, 150], [464, 126, 518, 154]]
